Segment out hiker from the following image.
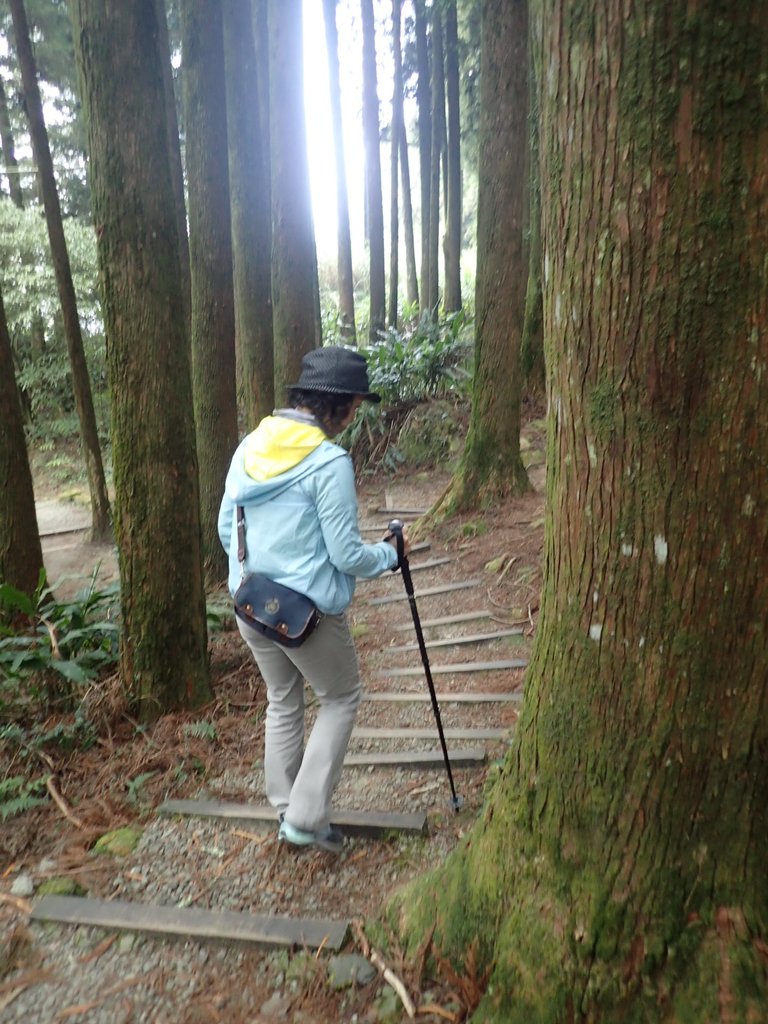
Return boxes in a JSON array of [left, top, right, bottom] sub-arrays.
[[218, 346, 410, 853]]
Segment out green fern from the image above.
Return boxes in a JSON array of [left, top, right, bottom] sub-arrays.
[[0, 775, 48, 822]]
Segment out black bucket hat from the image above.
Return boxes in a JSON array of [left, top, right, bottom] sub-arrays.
[[286, 346, 381, 403]]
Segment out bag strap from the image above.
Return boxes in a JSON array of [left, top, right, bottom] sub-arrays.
[[236, 506, 247, 579]]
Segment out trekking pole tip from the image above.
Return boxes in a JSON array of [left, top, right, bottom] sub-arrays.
[[451, 794, 464, 813]]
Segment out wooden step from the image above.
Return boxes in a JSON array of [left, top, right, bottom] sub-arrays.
[[392, 609, 495, 631], [159, 800, 427, 838], [344, 747, 486, 768], [374, 659, 527, 677], [352, 726, 508, 740], [31, 895, 348, 951], [358, 557, 452, 582], [362, 690, 522, 704], [368, 580, 481, 606], [387, 628, 523, 652]]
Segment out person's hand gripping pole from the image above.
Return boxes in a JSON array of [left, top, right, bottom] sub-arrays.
[[387, 520, 463, 812]]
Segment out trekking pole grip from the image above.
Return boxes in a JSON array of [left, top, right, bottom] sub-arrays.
[[387, 519, 406, 571]]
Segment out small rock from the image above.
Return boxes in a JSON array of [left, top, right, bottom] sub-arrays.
[[117, 932, 136, 953], [93, 826, 143, 857], [10, 874, 34, 897], [259, 992, 291, 1018], [37, 857, 58, 874], [328, 953, 377, 989]]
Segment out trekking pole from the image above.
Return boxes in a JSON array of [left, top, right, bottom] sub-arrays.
[[388, 520, 463, 812]]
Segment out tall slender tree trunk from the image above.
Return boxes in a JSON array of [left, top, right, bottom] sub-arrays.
[[414, 0, 431, 316], [180, 0, 238, 585], [223, 0, 274, 431], [387, 0, 403, 328], [397, 2, 768, 1018], [0, 75, 24, 207], [521, 46, 544, 394], [269, 0, 320, 398], [155, 0, 191, 333], [427, 6, 445, 315], [0, 281, 43, 599], [400, 120, 419, 310], [9, 0, 111, 541], [71, 0, 211, 717], [443, 0, 462, 312], [323, 0, 356, 343], [361, 0, 385, 341]]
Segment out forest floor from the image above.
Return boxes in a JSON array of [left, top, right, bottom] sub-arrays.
[[1, 410, 547, 1023]]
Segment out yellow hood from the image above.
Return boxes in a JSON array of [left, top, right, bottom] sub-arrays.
[[243, 415, 327, 482]]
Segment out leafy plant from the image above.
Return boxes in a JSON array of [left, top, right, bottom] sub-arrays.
[[0, 774, 48, 822], [0, 569, 120, 716], [182, 720, 218, 742]]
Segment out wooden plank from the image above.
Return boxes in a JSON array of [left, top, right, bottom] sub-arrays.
[[358, 557, 452, 582], [362, 691, 522, 704], [31, 895, 348, 951], [352, 727, 508, 740], [392, 609, 495, 631], [374, 659, 527, 677], [159, 800, 427, 838], [368, 580, 481, 606], [344, 747, 486, 768], [388, 628, 523, 652], [375, 506, 429, 515]]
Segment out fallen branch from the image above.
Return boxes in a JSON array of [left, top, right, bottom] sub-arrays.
[[45, 776, 85, 830], [352, 920, 416, 1019], [0, 893, 32, 914]]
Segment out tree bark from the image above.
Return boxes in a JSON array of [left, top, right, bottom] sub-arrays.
[[323, 0, 356, 343], [396, 1, 768, 1017], [443, 0, 462, 313], [224, 0, 274, 430], [427, 5, 445, 315], [520, 48, 544, 395], [387, 0, 403, 328], [70, 0, 211, 717], [268, 0, 319, 397], [414, 0, 431, 316], [0, 74, 24, 208], [0, 280, 43, 599], [9, 0, 111, 541], [399, 119, 419, 310], [361, 0, 385, 341], [180, 0, 238, 585]]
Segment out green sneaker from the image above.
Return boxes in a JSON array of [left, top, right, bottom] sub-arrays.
[[278, 820, 344, 854]]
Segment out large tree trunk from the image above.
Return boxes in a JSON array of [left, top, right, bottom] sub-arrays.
[[224, 0, 274, 430], [0, 74, 24, 208], [361, 0, 385, 341], [323, 0, 356, 343], [399, 120, 419, 310], [71, 0, 212, 718], [387, 0, 402, 328], [180, 0, 238, 585], [520, 48, 544, 395], [414, 0, 431, 316], [397, 1, 768, 1018], [9, 0, 111, 541], [0, 281, 43, 598], [442, 0, 462, 312], [268, 0, 319, 397], [427, 5, 445, 315]]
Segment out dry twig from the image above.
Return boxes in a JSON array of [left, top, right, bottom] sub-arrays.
[[45, 776, 85, 829], [352, 920, 416, 1019]]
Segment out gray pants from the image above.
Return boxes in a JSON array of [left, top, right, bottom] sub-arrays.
[[236, 613, 361, 832]]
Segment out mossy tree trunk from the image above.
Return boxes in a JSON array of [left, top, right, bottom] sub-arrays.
[[10, 0, 111, 541], [268, 0, 319, 396], [224, 0, 274, 430], [0, 281, 43, 598], [387, 0, 402, 329], [322, 0, 356, 344], [520, 46, 545, 394], [71, 0, 211, 719], [437, 0, 530, 517], [361, 0, 385, 341], [414, 0, 432, 318], [427, 6, 445, 316], [395, 2, 768, 1019], [181, 0, 238, 585], [443, 0, 462, 314]]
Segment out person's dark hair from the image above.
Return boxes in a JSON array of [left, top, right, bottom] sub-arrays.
[[288, 389, 357, 435]]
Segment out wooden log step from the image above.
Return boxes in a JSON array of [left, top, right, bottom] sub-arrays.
[[31, 895, 348, 951], [392, 609, 495, 631], [375, 506, 429, 515], [368, 580, 481, 606], [362, 690, 522, 704], [352, 727, 507, 740], [374, 659, 528, 677], [159, 799, 427, 838], [358, 557, 452, 581], [388, 628, 523, 652], [344, 747, 486, 768]]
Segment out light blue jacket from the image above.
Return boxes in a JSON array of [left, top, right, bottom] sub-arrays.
[[218, 414, 397, 614]]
